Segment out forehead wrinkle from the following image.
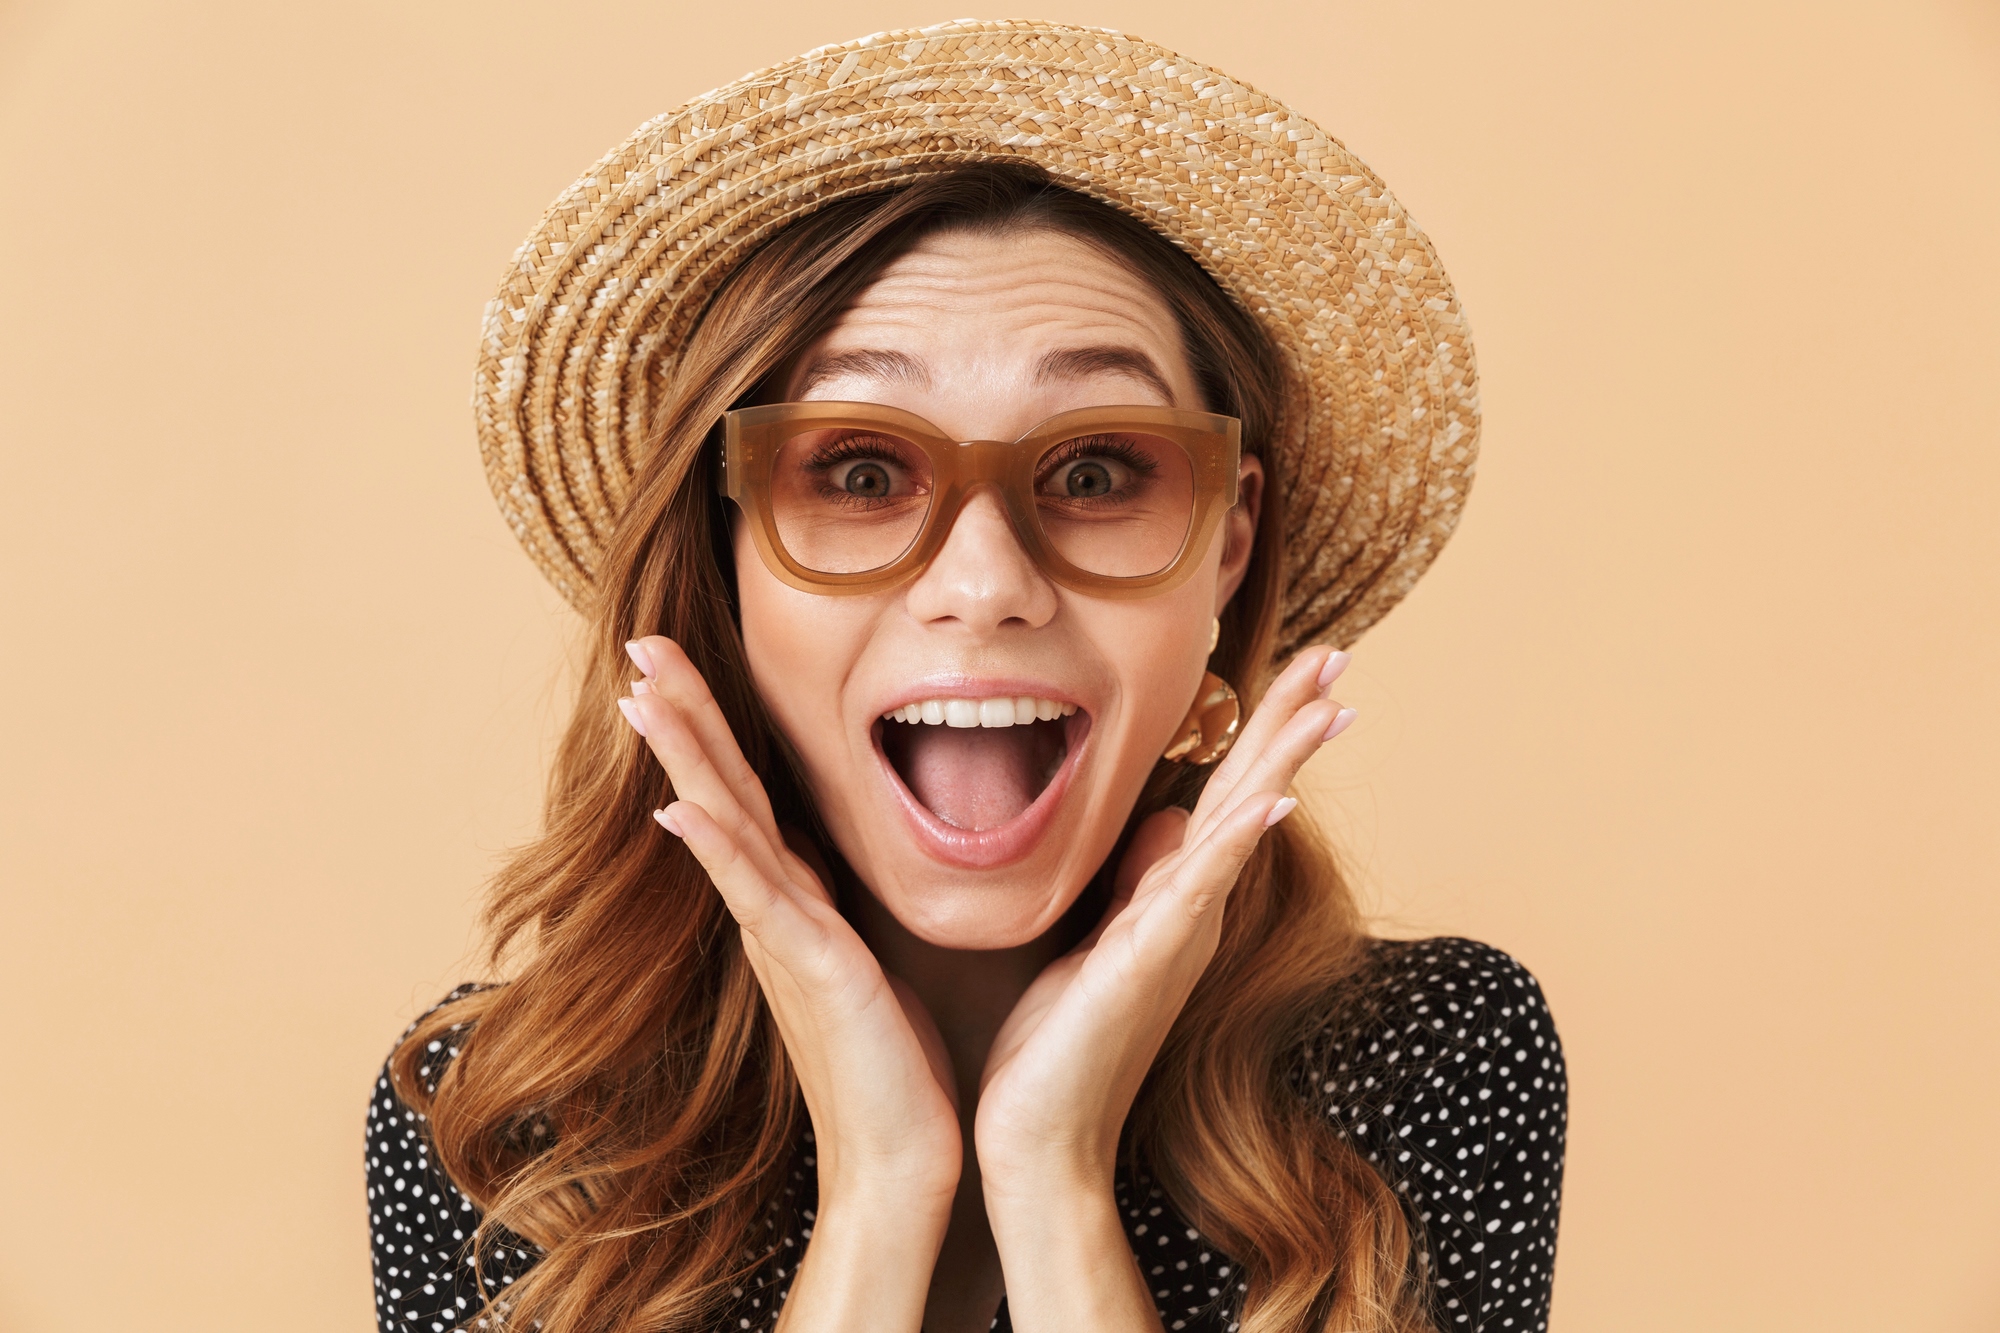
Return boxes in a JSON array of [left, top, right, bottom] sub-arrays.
[[834, 285, 1182, 371], [810, 233, 1200, 409], [850, 239, 1169, 319], [854, 269, 1163, 323]]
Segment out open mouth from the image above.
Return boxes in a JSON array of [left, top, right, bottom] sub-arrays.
[[875, 695, 1090, 860]]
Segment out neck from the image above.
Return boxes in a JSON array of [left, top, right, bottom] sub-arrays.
[[846, 887, 1062, 1106], [845, 886, 1078, 1330]]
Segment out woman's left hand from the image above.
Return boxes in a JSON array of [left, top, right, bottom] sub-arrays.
[[973, 645, 1353, 1328]]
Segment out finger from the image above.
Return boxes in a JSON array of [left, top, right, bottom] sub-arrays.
[[1102, 793, 1280, 983], [1190, 646, 1339, 829], [627, 636, 780, 835], [627, 692, 795, 890], [1193, 643, 1349, 816], [627, 637, 779, 837], [1153, 790, 1289, 930], [1205, 695, 1347, 831], [663, 799, 836, 967], [1189, 692, 1346, 846]]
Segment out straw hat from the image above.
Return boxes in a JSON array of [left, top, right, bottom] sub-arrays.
[[475, 19, 1478, 655]]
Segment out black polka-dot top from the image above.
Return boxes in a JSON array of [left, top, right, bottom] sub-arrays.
[[365, 936, 1566, 1332]]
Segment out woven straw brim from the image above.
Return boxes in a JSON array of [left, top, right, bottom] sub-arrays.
[[474, 18, 1479, 656]]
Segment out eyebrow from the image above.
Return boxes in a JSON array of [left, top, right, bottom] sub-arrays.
[[1034, 345, 1177, 405], [792, 348, 931, 397]]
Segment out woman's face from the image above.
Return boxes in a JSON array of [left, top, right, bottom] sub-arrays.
[[734, 227, 1262, 950]]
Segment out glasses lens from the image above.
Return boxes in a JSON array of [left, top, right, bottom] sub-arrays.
[[1034, 430, 1196, 577], [768, 426, 935, 574]]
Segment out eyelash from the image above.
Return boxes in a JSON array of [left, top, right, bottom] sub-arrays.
[[796, 433, 1156, 492], [804, 434, 909, 469], [1038, 435, 1159, 482]]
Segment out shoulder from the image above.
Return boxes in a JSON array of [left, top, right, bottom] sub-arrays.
[[1296, 935, 1564, 1138], [363, 982, 490, 1206], [386, 981, 490, 1081], [1321, 935, 1559, 1053], [364, 981, 493, 1163]]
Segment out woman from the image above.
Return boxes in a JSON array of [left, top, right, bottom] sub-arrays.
[[366, 22, 1564, 1333]]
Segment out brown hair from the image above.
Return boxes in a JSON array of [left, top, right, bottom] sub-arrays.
[[392, 163, 1432, 1333]]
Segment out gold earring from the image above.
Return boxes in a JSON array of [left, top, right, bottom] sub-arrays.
[[1164, 671, 1241, 765]]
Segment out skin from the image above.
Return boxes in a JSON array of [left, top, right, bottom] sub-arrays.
[[616, 229, 1356, 1333]]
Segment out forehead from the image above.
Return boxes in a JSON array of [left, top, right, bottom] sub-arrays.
[[786, 227, 1198, 409], [840, 227, 1175, 327]]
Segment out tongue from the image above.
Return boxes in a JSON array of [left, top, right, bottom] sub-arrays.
[[899, 725, 1046, 831]]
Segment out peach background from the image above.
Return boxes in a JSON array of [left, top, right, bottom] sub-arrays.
[[2, 2, 1996, 1330]]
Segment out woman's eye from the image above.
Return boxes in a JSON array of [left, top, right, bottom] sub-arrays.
[[834, 460, 894, 497], [1065, 461, 1113, 497], [1047, 456, 1130, 499]]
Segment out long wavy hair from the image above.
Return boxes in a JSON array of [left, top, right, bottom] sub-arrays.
[[392, 163, 1431, 1333]]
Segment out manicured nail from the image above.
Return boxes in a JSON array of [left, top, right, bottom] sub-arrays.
[[624, 640, 652, 675], [653, 807, 684, 837], [1264, 796, 1299, 827], [1323, 706, 1358, 741], [630, 678, 652, 696], [1317, 650, 1351, 691], [617, 696, 649, 737]]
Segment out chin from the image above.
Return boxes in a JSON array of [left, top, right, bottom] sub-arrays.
[[869, 873, 1078, 951]]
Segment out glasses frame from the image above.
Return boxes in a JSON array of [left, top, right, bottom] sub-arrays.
[[719, 401, 1243, 598]]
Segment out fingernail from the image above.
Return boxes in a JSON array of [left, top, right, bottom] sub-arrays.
[[624, 640, 652, 675], [1317, 650, 1351, 691], [1264, 796, 1299, 827], [617, 696, 649, 737], [1323, 706, 1358, 741], [653, 807, 684, 837], [630, 678, 652, 696]]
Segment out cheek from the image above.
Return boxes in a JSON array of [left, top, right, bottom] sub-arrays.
[[1078, 543, 1233, 796], [733, 523, 868, 766], [1084, 580, 1220, 759], [733, 521, 786, 660], [735, 527, 823, 720]]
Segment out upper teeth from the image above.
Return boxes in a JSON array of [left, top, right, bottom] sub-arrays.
[[883, 697, 1078, 728]]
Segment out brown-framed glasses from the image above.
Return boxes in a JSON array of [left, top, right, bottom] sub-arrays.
[[719, 402, 1242, 598]]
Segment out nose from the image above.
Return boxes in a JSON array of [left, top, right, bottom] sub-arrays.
[[902, 486, 1058, 633]]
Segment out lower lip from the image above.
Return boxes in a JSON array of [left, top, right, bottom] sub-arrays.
[[873, 713, 1092, 870]]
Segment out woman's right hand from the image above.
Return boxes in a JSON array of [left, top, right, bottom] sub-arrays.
[[619, 635, 961, 1332]]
